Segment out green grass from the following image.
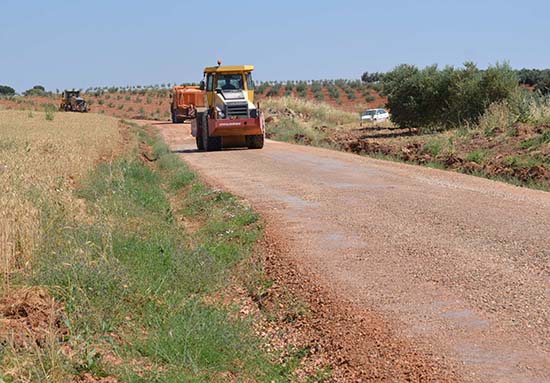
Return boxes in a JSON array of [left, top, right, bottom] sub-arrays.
[[425, 161, 446, 169], [519, 130, 550, 149], [465, 148, 489, 164], [503, 154, 545, 168], [463, 168, 550, 191], [24, 125, 303, 382], [422, 139, 443, 157]]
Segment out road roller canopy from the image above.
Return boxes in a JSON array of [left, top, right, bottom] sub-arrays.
[[204, 65, 254, 74]]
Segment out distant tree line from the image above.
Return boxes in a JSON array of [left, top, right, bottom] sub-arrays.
[[255, 79, 376, 103], [361, 72, 385, 84], [362, 68, 550, 94], [516, 68, 550, 94]]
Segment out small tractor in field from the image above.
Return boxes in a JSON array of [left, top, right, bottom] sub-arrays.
[[191, 63, 265, 151], [59, 90, 89, 112], [171, 85, 205, 123]]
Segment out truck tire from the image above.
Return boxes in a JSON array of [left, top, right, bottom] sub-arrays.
[[196, 119, 204, 151], [196, 133, 204, 150], [246, 134, 264, 149], [195, 112, 204, 151], [202, 115, 221, 151]]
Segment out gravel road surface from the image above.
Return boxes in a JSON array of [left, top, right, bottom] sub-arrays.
[[152, 121, 550, 382]]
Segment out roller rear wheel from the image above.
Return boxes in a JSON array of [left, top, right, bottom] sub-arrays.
[[246, 134, 264, 149], [202, 115, 221, 151]]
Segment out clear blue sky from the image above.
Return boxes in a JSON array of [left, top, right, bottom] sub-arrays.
[[1, 0, 548, 92]]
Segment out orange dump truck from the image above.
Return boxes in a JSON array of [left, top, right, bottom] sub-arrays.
[[170, 86, 205, 123]]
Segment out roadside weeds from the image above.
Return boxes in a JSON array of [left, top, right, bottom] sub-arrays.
[[0, 116, 331, 382]]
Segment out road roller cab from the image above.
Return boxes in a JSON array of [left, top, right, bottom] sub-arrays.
[[191, 62, 265, 151]]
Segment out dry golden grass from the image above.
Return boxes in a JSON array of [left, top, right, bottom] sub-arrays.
[[0, 110, 121, 381], [263, 96, 358, 125], [0, 110, 120, 290]]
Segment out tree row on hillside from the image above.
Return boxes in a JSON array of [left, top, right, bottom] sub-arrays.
[[255, 80, 379, 104]]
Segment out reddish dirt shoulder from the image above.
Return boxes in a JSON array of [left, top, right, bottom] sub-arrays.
[[259, 225, 460, 382]]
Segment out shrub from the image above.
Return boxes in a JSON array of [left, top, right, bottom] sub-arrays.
[[310, 81, 323, 101], [349, 80, 362, 89], [0, 85, 16, 96], [361, 72, 384, 83], [535, 77, 550, 95], [476, 101, 515, 135], [517, 68, 550, 89], [327, 84, 340, 100], [345, 88, 356, 100], [382, 62, 518, 130], [255, 83, 269, 95], [466, 149, 489, 164], [266, 84, 280, 97], [422, 140, 443, 156], [311, 81, 322, 93], [295, 82, 307, 98], [44, 104, 56, 121], [23, 85, 47, 97], [370, 83, 383, 93], [335, 79, 347, 90], [365, 93, 375, 102], [477, 91, 550, 134]]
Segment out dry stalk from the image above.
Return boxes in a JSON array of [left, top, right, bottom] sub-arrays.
[[1, 217, 14, 293]]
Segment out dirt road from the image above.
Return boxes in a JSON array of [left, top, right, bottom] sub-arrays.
[[153, 121, 550, 382]]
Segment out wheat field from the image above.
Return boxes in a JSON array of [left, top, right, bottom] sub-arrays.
[[0, 110, 121, 290]]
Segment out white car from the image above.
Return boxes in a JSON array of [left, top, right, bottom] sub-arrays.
[[360, 108, 389, 122]]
